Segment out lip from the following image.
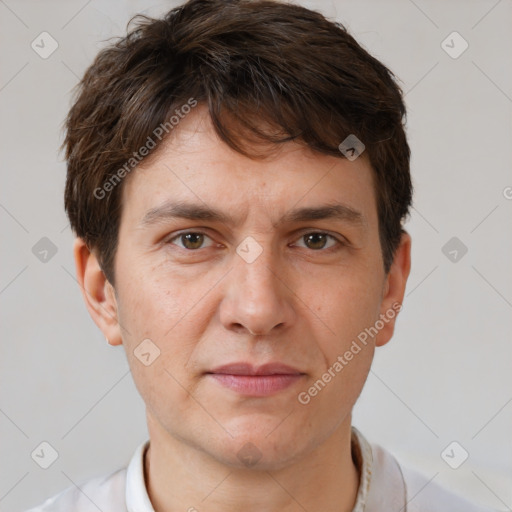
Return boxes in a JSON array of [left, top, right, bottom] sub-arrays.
[[208, 362, 303, 376], [206, 362, 305, 397]]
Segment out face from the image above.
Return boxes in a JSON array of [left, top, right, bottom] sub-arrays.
[[80, 105, 410, 470]]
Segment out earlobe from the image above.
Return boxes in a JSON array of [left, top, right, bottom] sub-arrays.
[[375, 231, 412, 347], [73, 238, 123, 346]]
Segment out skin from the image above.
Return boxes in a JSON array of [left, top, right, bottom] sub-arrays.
[[74, 105, 411, 512]]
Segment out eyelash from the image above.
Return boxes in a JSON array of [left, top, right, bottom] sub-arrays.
[[165, 230, 346, 253]]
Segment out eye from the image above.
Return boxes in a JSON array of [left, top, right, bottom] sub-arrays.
[[166, 230, 345, 253], [168, 231, 214, 250], [293, 232, 342, 251]]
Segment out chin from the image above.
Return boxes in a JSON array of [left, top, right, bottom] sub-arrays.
[[203, 424, 314, 472]]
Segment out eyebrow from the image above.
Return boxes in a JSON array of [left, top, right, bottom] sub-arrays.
[[140, 200, 366, 229]]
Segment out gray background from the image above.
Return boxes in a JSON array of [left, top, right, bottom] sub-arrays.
[[1, 0, 511, 510]]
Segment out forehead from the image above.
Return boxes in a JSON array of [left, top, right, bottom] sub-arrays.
[[120, 106, 378, 231]]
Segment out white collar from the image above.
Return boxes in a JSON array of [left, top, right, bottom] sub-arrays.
[[126, 439, 154, 512]]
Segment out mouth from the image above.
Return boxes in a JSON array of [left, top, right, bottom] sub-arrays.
[[205, 362, 306, 396]]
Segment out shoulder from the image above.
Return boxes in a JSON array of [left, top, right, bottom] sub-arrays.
[[399, 459, 496, 512], [24, 467, 127, 512], [368, 439, 497, 512]]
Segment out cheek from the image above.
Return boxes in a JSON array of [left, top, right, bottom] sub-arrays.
[[116, 254, 185, 328], [317, 273, 383, 340], [114, 271, 177, 379], [300, 307, 376, 420], [307, 271, 382, 402], [115, 272, 200, 418]]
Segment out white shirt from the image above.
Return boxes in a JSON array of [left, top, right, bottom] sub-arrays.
[[26, 426, 496, 512]]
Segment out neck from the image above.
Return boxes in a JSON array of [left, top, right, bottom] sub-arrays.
[[143, 414, 360, 512]]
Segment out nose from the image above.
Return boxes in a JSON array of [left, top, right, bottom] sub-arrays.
[[219, 241, 296, 337]]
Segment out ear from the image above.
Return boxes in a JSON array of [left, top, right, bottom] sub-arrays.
[[73, 237, 122, 346], [374, 231, 412, 348]]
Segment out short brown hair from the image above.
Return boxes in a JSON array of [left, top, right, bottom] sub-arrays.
[[63, 0, 412, 286]]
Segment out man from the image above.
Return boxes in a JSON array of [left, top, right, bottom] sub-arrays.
[[28, 0, 496, 510]]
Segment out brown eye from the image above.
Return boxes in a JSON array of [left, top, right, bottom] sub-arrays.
[[169, 232, 213, 250], [296, 232, 339, 251], [304, 233, 328, 250]]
